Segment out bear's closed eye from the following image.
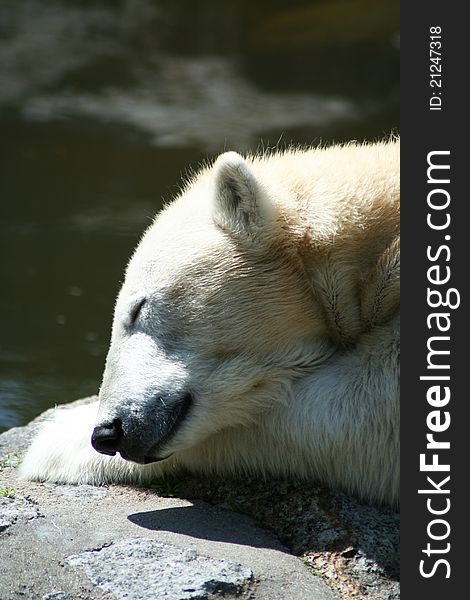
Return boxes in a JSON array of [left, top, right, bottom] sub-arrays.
[[129, 298, 146, 327]]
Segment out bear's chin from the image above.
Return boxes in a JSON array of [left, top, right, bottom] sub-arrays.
[[115, 448, 173, 465]]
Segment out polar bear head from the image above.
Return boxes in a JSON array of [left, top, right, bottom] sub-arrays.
[[91, 152, 331, 464]]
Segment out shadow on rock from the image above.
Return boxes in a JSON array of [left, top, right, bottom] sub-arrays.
[[133, 475, 399, 598], [128, 500, 286, 551]]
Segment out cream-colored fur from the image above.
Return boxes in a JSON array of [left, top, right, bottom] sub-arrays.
[[20, 140, 400, 506]]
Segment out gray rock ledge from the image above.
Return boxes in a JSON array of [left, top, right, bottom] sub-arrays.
[[0, 397, 339, 600], [0, 397, 399, 599]]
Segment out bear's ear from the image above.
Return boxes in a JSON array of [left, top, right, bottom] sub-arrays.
[[212, 151, 268, 238]]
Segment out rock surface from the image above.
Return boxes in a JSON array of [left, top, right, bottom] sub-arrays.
[[66, 538, 252, 600], [0, 398, 399, 599]]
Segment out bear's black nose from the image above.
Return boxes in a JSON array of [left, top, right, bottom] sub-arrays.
[[91, 419, 123, 456]]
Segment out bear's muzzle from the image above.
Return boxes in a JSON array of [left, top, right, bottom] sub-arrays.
[[91, 393, 193, 463]]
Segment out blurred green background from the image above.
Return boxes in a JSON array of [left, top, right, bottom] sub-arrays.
[[0, 0, 399, 431]]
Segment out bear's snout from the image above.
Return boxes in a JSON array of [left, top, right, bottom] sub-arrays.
[[91, 418, 123, 456], [90, 393, 193, 463]]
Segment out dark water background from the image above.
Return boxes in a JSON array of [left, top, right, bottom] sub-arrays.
[[0, 0, 399, 432]]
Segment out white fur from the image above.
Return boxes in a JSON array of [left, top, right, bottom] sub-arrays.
[[20, 141, 400, 505], [20, 402, 163, 485]]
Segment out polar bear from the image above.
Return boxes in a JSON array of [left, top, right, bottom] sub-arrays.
[[20, 140, 400, 506]]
